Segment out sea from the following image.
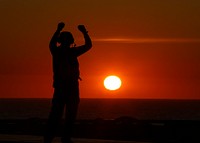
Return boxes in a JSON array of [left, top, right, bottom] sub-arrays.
[[0, 98, 200, 120]]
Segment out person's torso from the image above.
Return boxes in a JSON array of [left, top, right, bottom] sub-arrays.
[[52, 47, 79, 87]]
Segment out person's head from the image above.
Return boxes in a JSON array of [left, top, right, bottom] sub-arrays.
[[57, 31, 74, 46]]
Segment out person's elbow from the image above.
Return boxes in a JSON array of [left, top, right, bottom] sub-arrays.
[[86, 42, 92, 50], [88, 42, 92, 49]]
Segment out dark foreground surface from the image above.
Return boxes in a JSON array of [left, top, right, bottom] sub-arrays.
[[0, 117, 200, 143], [0, 134, 140, 143]]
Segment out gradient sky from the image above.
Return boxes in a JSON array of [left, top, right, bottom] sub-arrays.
[[0, 0, 200, 99]]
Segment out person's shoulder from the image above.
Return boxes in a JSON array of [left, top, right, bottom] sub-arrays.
[[68, 47, 81, 57], [69, 46, 78, 52], [50, 46, 63, 55]]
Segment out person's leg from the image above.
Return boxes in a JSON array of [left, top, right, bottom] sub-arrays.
[[61, 100, 79, 143], [44, 89, 65, 143], [61, 81, 80, 143]]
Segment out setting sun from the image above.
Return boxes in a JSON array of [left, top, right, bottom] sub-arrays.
[[104, 75, 122, 91]]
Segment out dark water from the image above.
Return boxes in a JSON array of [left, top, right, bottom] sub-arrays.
[[0, 98, 200, 120]]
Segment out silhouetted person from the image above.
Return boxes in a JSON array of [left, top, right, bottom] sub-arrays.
[[44, 22, 92, 143]]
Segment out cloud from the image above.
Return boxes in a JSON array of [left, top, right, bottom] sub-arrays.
[[93, 38, 200, 43]]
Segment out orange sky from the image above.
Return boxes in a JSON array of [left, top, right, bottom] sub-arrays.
[[0, 0, 200, 99]]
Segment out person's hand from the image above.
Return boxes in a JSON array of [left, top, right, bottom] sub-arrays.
[[57, 22, 65, 31], [78, 25, 88, 34]]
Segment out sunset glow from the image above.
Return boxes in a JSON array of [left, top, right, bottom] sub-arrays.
[[0, 0, 200, 99]]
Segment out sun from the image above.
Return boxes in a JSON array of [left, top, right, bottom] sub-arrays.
[[104, 75, 122, 90]]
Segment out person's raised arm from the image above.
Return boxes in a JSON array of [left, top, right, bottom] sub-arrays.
[[78, 25, 92, 49], [74, 25, 92, 56], [49, 22, 65, 53]]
